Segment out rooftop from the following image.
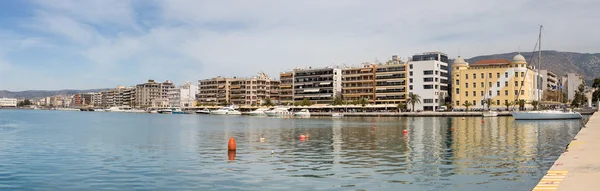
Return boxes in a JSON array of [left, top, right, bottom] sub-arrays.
[[472, 59, 511, 66]]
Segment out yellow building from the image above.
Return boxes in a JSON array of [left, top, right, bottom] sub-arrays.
[[451, 54, 541, 110]]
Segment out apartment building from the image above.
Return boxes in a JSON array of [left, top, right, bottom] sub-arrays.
[[0, 98, 17, 107], [342, 63, 376, 103], [279, 71, 295, 105], [198, 77, 233, 105], [539, 70, 558, 90], [561, 73, 584, 101], [91, 93, 102, 107], [293, 67, 342, 104], [99, 86, 136, 108], [71, 94, 83, 107], [168, 82, 198, 108], [81, 93, 94, 106], [407, 52, 449, 111], [135, 80, 175, 108], [451, 54, 542, 110], [228, 72, 280, 106], [375, 56, 408, 104]]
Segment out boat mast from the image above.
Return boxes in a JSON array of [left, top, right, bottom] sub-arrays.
[[537, 25, 542, 110]]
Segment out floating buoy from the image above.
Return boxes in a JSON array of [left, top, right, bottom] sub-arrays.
[[271, 150, 274, 154], [462, 117, 466, 120], [482, 119, 485, 123], [228, 150, 236, 160], [299, 134, 306, 141], [402, 129, 408, 134], [259, 137, 265, 142], [305, 132, 310, 138], [228, 137, 236, 151]]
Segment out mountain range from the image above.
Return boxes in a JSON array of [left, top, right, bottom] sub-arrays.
[[464, 50, 600, 84], [0, 89, 107, 99]]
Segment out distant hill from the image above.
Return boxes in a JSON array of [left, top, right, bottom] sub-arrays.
[[0, 89, 107, 99], [465, 51, 600, 84]]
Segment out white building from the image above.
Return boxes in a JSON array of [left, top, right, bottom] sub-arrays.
[[293, 67, 342, 104], [0, 98, 18, 107], [168, 82, 198, 108], [561, 73, 584, 101], [407, 52, 449, 111]]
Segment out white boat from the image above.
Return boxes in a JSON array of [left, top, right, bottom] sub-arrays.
[[150, 110, 158, 114], [294, 109, 311, 117], [158, 109, 172, 114], [482, 111, 498, 117], [94, 109, 105, 112], [211, 107, 231, 115], [264, 107, 291, 117], [226, 108, 242, 115], [195, 108, 211, 114], [512, 110, 582, 120], [331, 113, 344, 117], [171, 108, 185, 114], [56, 108, 80, 111], [248, 108, 269, 116]]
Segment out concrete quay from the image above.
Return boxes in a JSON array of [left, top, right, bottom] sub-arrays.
[[533, 111, 600, 191], [307, 111, 510, 117]]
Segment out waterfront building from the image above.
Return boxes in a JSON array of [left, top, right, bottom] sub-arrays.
[[539, 70, 558, 90], [279, 71, 295, 105], [407, 52, 449, 111], [561, 73, 584, 101], [451, 54, 542, 110], [91, 93, 102, 107], [342, 63, 376, 103], [168, 82, 198, 108], [135, 80, 175, 108], [198, 77, 233, 105], [229, 72, 280, 106], [342, 56, 408, 105], [0, 98, 18, 107], [81, 93, 94, 106], [71, 94, 83, 107], [293, 67, 342, 104]]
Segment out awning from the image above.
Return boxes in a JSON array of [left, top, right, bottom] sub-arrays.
[[302, 89, 320, 93], [375, 87, 386, 90], [360, 68, 372, 72], [320, 82, 331, 85], [320, 94, 331, 98], [376, 74, 392, 77]]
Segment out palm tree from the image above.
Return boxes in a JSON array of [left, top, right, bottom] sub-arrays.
[[529, 100, 539, 110], [462, 101, 473, 112], [358, 98, 368, 107], [301, 98, 312, 106], [263, 98, 274, 107], [484, 98, 494, 111], [332, 97, 344, 105], [517, 99, 526, 111], [397, 102, 407, 112], [504, 101, 513, 111], [407, 93, 421, 112], [444, 102, 452, 111]]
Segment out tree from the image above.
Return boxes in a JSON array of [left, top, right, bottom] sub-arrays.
[[517, 99, 526, 111], [263, 98, 274, 107], [504, 101, 513, 111], [593, 77, 600, 89], [529, 100, 539, 110], [358, 98, 368, 108], [462, 101, 472, 111], [407, 93, 421, 112], [17, 99, 32, 107], [571, 83, 587, 108], [444, 102, 452, 111], [332, 97, 344, 105], [483, 98, 494, 110], [397, 102, 407, 111], [300, 98, 312, 106]]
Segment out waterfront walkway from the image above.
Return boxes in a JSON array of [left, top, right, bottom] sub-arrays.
[[533, 111, 600, 191]]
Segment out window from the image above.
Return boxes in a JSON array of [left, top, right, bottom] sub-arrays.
[[473, 91, 476, 97], [497, 73, 500, 78], [505, 90, 508, 95], [435, 71, 439, 75], [473, 74, 476, 79], [521, 72, 524, 77], [489, 82, 492, 87], [521, 90, 525, 95], [465, 91, 469, 96], [488, 91, 492, 96], [409, 85, 413, 90], [409, 64, 413, 69], [409, 78, 413, 83], [521, 81, 524, 86], [473, 100, 477, 106], [481, 100, 485, 105], [481, 73, 484, 79], [465, 83, 468, 88], [456, 101, 460, 106], [480, 91, 484, 96], [424, 78, 434, 82], [496, 100, 500, 105], [456, 80, 459, 85], [514, 90, 518, 95], [488, 73, 492, 78], [465, 74, 469, 79], [410, 71, 413, 76], [435, 78, 438, 82], [497, 90, 500, 96], [424, 70, 433, 75], [424, 85, 433, 89], [515, 81, 519, 86], [505, 72, 508, 78], [515, 72, 518, 77], [423, 99, 434, 103], [435, 85, 438, 89], [456, 88, 460, 94], [474, 83, 477, 88], [505, 100, 508, 104], [435, 99, 438, 103], [496, 82, 500, 87], [521, 64, 524, 67], [505, 81, 508, 86]]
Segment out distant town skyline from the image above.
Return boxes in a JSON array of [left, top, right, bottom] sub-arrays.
[[1, 0, 599, 91]]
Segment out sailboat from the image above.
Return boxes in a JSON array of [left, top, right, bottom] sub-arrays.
[[511, 25, 582, 120]]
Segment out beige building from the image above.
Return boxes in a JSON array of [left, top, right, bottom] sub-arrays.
[[342, 55, 408, 104], [198, 77, 233, 105], [100, 86, 136, 108], [135, 80, 175, 108], [342, 63, 376, 103], [279, 71, 295, 105], [229, 72, 280, 106]]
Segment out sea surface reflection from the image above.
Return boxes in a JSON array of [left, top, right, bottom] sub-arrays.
[[0, 110, 586, 190]]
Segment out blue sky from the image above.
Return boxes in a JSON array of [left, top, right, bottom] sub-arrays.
[[1, 0, 599, 91]]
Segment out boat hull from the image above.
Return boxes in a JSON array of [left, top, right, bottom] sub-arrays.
[[482, 111, 498, 117], [511, 111, 582, 120]]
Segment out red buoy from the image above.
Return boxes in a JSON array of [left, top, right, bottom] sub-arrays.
[[228, 150, 236, 160], [299, 134, 306, 141], [482, 119, 485, 124], [228, 137, 236, 151], [402, 129, 408, 134]]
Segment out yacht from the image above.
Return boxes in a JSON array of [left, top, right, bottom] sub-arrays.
[[226, 108, 242, 115], [158, 109, 172, 114], [196, 108, 211, 114], [510, 26, 583, 120], [248, 108, 269, 116], [331, 113, 344, 117], [264, 107, 291, 117], [482, 111, 498, 117], [94, 109, 105, 112], [294, 109, 311, 117], [149, 110, 159, 114], [211, 106, 233, 115], [171, 108, 185, 114]]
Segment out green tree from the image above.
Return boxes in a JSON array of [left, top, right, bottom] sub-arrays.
[[301, 98, 312, 106], [444, 102, 452, 111], [263, 98, 274, 107], [397, 102, 407, 111], [462, 101, 472, 111], [504, 101, 513, 111], [407, 93, 421, 112], [571, 83, 587, 108], [483, 98, 494, 110], [592, 78, 600, 88], [332, 97, 344, 105], [518, 99, 526, 110], [529, 100, 539, 110], [358, 98, 368, 108], [17, 99, 32, 107]]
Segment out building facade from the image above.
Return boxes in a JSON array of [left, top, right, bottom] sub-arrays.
[[279, 71, 295, 105], [451, 54, 542, 110], [198, 77, 232, 105], [561, 73, 584, 101], [135, 80, 175, 108], [539, 70, 558, 90], [407, 52, 449, 111], [342, 55, 408, 105], [0, 98, 17, 107], [342, 63, 376, 103], [229, 73, 280, 106], [168, 82, 198, 108], [293, 67, 342, 104]]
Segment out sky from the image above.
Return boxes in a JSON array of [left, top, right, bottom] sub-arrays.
[[0, 0, 599, 91]]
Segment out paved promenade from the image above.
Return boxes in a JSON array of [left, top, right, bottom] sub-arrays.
[[533, 112, 600, 191]]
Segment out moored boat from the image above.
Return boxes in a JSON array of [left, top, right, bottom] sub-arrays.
[[248, 108, 269, 116], [294, 109, 311, 117], [482, 111, 498, 117], [195, 108, 211, 114], [511, 110, 582, 120], [264, 107, 291, 117], [331, 113, 344, 117]]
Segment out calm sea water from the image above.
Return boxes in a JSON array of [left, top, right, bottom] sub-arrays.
[[0, 110, 587, 190]]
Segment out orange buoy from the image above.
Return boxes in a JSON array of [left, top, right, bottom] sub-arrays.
[[402, 129, 408, 134], [228, 137, 237, 151], [481, 119, 485, 124], [299, 134, 306, 141], [228, 150, 236, 160]]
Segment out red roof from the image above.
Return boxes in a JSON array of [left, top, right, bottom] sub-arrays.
[[472, 59, 511, 65]]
